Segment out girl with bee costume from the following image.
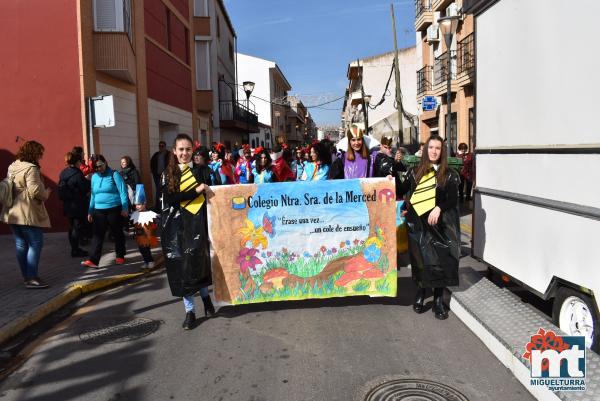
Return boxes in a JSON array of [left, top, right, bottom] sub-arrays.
[[397, 135, 460, 320], [161, 134, 216, 330]]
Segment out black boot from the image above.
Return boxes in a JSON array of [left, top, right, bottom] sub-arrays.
[[202, 296, 216, 317], [413, 287, 426, 314], [182, 311, 196, 330], [433, 287, 449, 320]]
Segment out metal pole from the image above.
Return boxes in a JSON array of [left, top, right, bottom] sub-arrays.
[[391, 3, 405, 145], [445, 34, 453, 156]]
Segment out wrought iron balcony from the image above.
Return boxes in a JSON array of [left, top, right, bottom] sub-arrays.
[[417, 65, 433, 95], [433, 51, 457, 86], [219, 100, 258, 132], [457, 33, 475, 77], [415, 0, 432, 18]]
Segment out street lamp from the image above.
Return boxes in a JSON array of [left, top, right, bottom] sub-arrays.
[[438, 15, 460, 156], [363, 94, 372, 135], [242, 81, 255, 109]]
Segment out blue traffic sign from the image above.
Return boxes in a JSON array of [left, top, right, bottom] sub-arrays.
[[422, 96, 437, 111]]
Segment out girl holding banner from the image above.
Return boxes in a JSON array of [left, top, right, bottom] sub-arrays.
[[398, 135, 460, 320], [161, 134, 215, 330]]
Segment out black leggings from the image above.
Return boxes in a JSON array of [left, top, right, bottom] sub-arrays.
[[89, 207, 126, 264], [68, 217, 85, 252]]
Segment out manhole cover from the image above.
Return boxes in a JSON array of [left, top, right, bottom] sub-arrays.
[[365, 379, 469, 401], [79, 317, 160, 344]]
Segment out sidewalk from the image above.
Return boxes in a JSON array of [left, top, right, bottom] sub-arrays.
[[0, 232, 163, 345]]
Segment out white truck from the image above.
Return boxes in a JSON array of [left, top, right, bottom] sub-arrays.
[[466, 0, 600, 350]]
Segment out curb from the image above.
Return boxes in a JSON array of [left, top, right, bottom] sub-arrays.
[[0, 256, 165, 346], [450, 296, 561, 401]]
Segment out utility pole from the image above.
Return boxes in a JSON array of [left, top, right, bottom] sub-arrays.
[[391, 3, 405, 145]]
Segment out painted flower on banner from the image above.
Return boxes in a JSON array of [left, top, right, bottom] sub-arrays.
[[332, 247, 337, 254], [365, 236, 383, 249], [353, 239, 360, 246], [340, 241, 346, 249], [303, 252, 311, 258], [237, 248, 262, 273], [320, 246, 327, 254], [363, 244, 381, 263], [239, 219, 268, 249]]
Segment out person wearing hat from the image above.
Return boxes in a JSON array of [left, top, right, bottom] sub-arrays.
[[374, 136, 407, 196], [193, 145, 221, 186], [209, 143, 235, 185], [235, 145, 253, 184], [130, 184, 158, 270], [252, 149, 276, 184], [330, 124, 374, 179]]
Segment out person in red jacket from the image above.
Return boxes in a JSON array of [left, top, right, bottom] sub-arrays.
[[457, 143, 473, 202]]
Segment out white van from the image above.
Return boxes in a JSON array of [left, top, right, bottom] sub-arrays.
[[467, 0, 600, 349]]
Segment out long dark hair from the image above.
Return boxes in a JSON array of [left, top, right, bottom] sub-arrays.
[[312, 142, 332, 165], [414, 135, 449, 187], [255, 150, 272, 173], [121, 155, 136, 169], [165, 134, 193, 194]]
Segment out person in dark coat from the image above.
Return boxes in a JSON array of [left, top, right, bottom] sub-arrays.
[[150, 141, 169, 210], [119, 156, 141, 194], [373, 136, 407, 198], [398, 134, 460, 320], [161, 134, 215, 330], [58, 151, 91, 257]]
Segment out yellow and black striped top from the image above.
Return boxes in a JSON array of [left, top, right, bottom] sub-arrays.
[[179, 165, 205, 214]]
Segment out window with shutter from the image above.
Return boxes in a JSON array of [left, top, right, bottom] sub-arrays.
[[94, 0, 128, 33], [94, 0, 117, 30]]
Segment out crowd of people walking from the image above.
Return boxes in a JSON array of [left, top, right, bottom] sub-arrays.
[[1, 125, 472, 328]]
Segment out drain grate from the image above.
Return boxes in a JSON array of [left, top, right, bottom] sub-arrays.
[[364, 379, 469, 401], [79, 317, 160, 344]]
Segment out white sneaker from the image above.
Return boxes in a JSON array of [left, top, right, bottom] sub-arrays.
[[141, 262, 155, 271]]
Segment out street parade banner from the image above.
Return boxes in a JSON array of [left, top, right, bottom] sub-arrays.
[[207, 178, 397, 305]]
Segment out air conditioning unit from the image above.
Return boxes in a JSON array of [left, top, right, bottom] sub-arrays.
[[427, 24, 439, 42], [446, 3, 459, 17]]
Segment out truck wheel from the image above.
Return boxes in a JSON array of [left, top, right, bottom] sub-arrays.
[[552, 287, 600, 352]]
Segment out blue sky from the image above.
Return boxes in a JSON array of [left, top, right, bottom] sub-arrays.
[[225, 0, 416, 126]]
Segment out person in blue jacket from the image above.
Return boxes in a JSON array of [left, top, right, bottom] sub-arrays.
[[252, 150, 276, 184], [81, 154, 129, 268]]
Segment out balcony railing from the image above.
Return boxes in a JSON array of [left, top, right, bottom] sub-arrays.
[[415, 0, 432, 18], [433, 51, 457, 86], [219, 100, 258, 130], [457, 33, 475, 77], [417, 65, 433, 95]]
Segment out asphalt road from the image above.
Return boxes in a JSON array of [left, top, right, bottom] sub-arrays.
[[0, 262, 534, 401]]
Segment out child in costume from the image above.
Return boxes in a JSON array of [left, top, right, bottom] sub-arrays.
[[130, 184, 159, 270], [235, 144, 253, 184], [209, 143, 236, 185]]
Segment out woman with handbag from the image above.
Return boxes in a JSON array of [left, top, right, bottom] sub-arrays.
[[161, 134, 215, 330], [398, 135, 461, 320], [1, 141, 52, 288]]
